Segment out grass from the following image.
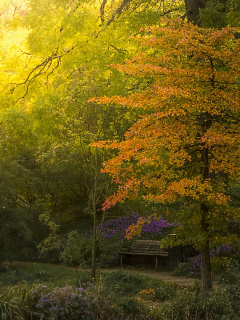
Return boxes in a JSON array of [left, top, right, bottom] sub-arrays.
[[0, 262, 91, 288]]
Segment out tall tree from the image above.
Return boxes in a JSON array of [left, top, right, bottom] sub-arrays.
[[184, 0, 208, 25], [90, 18, 240, 290]]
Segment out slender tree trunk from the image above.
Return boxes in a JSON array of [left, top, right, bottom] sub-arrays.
[[90, 146, 109, 281], [91, 147, 99, 281], [199, 114, 212, 290], [200, 204, 212, 290], [91, 209, 97, 280]]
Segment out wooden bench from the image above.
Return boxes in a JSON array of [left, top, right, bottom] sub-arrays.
[[118, 240, 168, 271]]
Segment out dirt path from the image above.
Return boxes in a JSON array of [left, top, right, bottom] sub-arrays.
[[4, 260, 220, 288]]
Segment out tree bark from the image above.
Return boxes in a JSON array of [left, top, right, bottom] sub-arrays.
[[199, 111, 212, 290], [184, 0, 208, 26], [91, 217, 97, 280], [91, 146, 99, 281], [200, 204, 212, 290], [199, 112, 212, 290], [184, 0, 213, 291], [200, 239, 212, 290]]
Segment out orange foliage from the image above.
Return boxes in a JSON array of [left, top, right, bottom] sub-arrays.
[[89, 18, 240, 246]]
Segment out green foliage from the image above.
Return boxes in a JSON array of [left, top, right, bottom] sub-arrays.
[[171, 262, 201, 279], [113, 297, 148, 319], [213, 256, 240, 285], [155, 285, 240, 320], [60, 231, 93, 267], [0, 284, 32, 320], [0, 0, 185, 266], [200, 0, 240, 28], [103, 269, 147, 297], [2, 262, 240, 319]]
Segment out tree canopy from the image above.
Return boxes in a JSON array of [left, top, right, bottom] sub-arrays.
[[90, 18, 240, 289]]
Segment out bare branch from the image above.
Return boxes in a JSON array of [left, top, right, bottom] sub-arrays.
[[10, 47, 73, 104]]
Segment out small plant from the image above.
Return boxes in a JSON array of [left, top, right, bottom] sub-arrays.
[[0, 284, 32, 320], [103, 269, 146, 297]]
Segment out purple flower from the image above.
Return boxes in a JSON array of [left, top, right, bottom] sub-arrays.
[[86, 212, 177, 241]]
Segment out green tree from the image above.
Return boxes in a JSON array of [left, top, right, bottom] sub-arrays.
[[0, 0, 185, 266]]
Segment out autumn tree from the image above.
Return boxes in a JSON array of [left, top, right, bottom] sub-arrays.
[[90, 18, 240, 290]]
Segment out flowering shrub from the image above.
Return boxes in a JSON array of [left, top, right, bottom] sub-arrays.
[[33, 286, 96, 320], [185, 244, 240, 277], [86, 212, 176, 241], [80, 213, 176, 267]]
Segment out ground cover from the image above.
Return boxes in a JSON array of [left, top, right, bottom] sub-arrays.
[[1, 261, 240, 319]]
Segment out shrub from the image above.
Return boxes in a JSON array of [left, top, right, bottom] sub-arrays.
[[173, 244, 240, 280], [60, 231, 93, 267], [213, 258, 240, 285], [33, 285, 96, 320], [103, 269, 147, 297]]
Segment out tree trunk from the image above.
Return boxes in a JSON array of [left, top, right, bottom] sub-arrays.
[[91, 217, 97, 280], [91, 146, 99, 281], [200, 239, 212, 290], [199, 114, 212, 290], [184, 0, 208, 26], [200, 204, 212, 290]]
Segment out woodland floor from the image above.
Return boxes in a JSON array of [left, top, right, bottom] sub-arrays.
[[4, 260, 220, 288]]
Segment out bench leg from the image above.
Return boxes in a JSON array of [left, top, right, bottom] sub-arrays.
[[156, 256, 158, 271], [120, 256, 122, 268]]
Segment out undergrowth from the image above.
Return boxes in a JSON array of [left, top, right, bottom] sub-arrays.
[[1, 263, 240, 319]]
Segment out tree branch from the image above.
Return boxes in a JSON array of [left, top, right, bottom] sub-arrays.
[[100, 0, 108, 23], [106, 0, 131, 26], [10, 47, 73, 104]]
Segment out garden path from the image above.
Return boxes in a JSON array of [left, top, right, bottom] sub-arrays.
[[5, 261, 220, 289]]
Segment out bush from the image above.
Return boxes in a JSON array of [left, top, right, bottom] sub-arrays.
[[60, 231, 93, 267], [103, 269, 147, 297], [213, 257, 240, 285], [172, 245, 240, 280], [33, 285, 96, 320]]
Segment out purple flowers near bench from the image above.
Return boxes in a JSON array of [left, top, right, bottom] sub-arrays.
[[86, 212, 176, 241]]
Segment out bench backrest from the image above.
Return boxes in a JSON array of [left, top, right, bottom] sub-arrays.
[[130, 240, 168, 255]]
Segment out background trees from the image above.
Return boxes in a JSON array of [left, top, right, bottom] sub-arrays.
[[0, 0, 239, 290], [0, 0, 184, 262]]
